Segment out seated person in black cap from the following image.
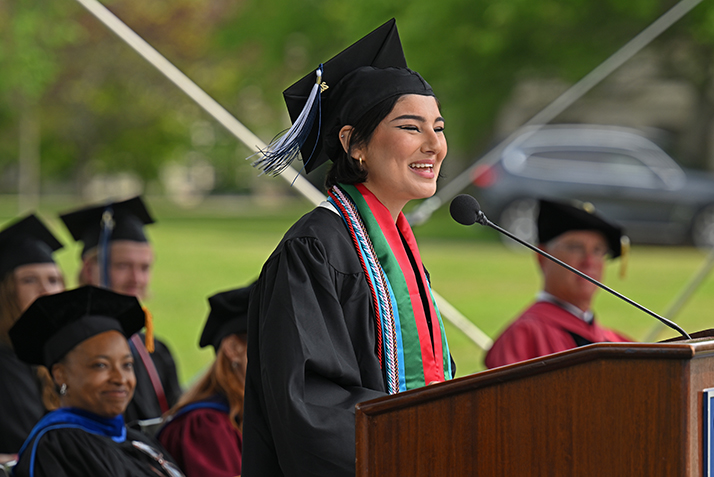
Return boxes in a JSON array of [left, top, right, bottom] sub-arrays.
[[59, 196, 181, 427], [158, 283, 253, 477], [485, 199, 632, 369], [9, 286, 184, 477], [0, 215, 65, 460], [243, 19, 453, 477]]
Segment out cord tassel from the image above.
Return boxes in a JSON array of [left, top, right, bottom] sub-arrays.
[[619, 236, 630, 279], [251, 66, 323, 176], [98, 208, 114, 288], [142, 306, 155, 353]]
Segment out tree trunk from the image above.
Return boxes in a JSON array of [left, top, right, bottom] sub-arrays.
[[18, 100, 41, 213]]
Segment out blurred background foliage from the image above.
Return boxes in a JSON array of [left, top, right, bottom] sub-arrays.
[[0, 0, 713, 205], [2, 0, 714, 380]]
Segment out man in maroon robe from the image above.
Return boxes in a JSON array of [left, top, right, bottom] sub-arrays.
[[485, 199, 632, 369]]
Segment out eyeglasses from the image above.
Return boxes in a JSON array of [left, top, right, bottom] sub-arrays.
[[552, 241, 609, 260], [131, 440, 184, 477]]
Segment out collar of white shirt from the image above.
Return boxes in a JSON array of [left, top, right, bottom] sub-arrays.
[[536, 291, 594, 324]]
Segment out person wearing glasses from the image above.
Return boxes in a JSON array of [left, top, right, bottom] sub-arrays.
[[8, 286, 184, 477], [485, 198, 632, 369]]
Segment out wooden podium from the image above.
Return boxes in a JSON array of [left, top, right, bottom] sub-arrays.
[[355, 334, 714, 476]]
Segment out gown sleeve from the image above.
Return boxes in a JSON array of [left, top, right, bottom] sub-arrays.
[[150, 337, 183, 408], [158, 408, 242, 477], [248, 233, 387, 477], [0, 350, 45, 454], [124, 335, 182, 425]]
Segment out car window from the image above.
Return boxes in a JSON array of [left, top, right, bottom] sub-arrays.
[[508, 148, 666, 189]]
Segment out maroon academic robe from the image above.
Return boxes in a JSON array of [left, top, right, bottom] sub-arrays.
[[484, 301, 631, 369], [158, 407, 242, 477]]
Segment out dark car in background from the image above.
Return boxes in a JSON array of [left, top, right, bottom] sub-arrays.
[[470, 125, 714, 248]]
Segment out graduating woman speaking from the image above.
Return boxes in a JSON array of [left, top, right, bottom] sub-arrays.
[[243, 18, 454, 477]]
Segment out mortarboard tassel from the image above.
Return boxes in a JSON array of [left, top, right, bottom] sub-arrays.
[[98, 207, 114, 289], [251, 66, 324, 176], [142, 306, 155, 353], [619, 236, 630, 279]]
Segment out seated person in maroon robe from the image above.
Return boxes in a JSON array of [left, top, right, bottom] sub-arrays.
[[157, 283, 252, 477], [485, 198, 632, 369]]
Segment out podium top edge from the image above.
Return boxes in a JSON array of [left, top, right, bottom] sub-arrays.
[[356, 339, 714, 415]]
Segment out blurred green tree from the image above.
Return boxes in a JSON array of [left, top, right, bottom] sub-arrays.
[[0, 0, 82, 208], [0, 0, 712, 199]]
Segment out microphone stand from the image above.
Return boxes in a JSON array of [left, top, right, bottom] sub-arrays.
[[471, 210, 692, 340]]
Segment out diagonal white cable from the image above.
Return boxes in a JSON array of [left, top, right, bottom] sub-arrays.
[[73, 0, 493, 350], [408, 0, 704, 226], [432, 290, 493, 350], [645, 246, 714, 342], [73, 0, 326, 206]]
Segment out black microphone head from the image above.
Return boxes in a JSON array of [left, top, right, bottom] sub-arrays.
[[450, 194, 482, 226]]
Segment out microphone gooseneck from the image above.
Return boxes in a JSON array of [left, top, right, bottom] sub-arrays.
[[450, 194, 691, 340]]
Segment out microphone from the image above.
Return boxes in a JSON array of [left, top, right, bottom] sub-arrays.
[[450, 194, 691, 340]]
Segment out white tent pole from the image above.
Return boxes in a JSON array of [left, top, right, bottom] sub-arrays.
[[644, 247, 714, 342], [73, 0, 326, 206]]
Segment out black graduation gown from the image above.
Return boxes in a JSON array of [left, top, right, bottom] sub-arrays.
[[124, 334, 182, 427], [0, 344, 45, 454], [242, 207, 388, 477], [13, 424, 179, 477]]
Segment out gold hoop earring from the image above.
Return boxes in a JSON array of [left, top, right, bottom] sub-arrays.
[[359, 156, 363, 166]]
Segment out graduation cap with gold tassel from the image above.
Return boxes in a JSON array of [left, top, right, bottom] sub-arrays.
[[251, 18, 434, 176], [537, 198, 629, 276]]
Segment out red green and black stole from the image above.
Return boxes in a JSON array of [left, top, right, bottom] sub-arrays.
[[328, 183, 452, 394]]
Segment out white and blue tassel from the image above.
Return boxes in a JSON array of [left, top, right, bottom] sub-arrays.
[[251, 66, 324, 176]]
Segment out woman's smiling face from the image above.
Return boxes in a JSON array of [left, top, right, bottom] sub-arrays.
[[354, 94, 447, 220], [52, 330, 136, 418]]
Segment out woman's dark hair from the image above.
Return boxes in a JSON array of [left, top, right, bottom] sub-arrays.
[[325, 95, 402, 189]]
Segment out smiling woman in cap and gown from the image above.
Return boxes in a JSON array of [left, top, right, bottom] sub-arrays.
[[0, 215, 65, 458], [59, 196, 182, 428], [157, 283, 253, 477], [243, 19, 453, 477], [9, 286, 184, 477], [484, 198, 633, 369]]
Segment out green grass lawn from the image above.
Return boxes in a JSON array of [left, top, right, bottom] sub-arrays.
[[6, 195, 714, 385]]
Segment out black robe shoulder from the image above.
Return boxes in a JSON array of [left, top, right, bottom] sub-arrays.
[[0, 344, 45, 454], [13, 425, 179, 477], [242, 207, 387, 477], [124, 334, 182, 426]]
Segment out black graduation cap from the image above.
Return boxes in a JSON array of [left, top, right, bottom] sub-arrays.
[[59, 196, 155, 256], [9, 285, 145, 368], [0, 214, 63, 278], [252, 18, 434, 175], [537, 198, 626, 258], [199, 283, 254, 352]]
